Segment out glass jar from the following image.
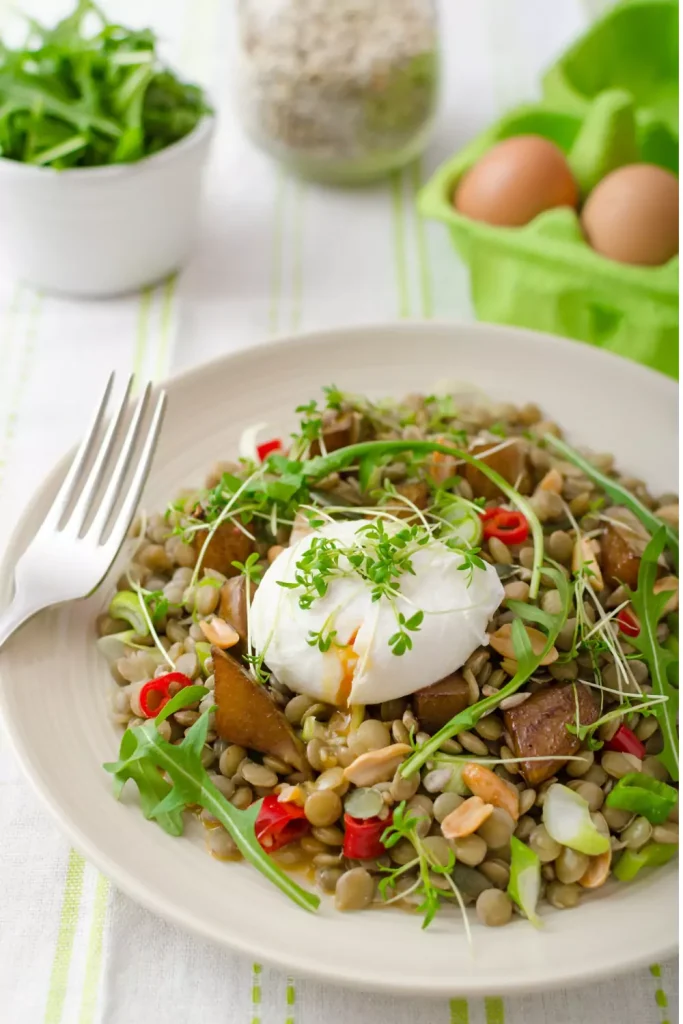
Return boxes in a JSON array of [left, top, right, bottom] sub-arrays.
[[235, 0, 439, 184]]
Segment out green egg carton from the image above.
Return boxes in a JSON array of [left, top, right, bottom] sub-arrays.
[[419, 0, 678, 379]]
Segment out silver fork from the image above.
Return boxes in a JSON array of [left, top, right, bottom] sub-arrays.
[[0, 374, 167, 650]]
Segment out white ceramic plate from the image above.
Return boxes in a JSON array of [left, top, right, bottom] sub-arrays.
[[0, 322, 677, 996]]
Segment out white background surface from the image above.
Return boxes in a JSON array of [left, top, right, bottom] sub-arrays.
[[0, 1, 678, 1022]]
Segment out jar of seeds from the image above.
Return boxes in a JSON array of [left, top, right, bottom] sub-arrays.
[[235, 0, 439, 183]]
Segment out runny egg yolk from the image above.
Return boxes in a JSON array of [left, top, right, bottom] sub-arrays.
[[335, 629, 359, 705]]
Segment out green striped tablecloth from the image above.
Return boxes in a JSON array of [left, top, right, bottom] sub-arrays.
[[0, 1, 677, 1021]]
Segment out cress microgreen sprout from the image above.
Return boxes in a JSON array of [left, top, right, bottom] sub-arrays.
[[379, 801, 471, 941], [0, 0, 211, 167], [300, 439, 545, 598]]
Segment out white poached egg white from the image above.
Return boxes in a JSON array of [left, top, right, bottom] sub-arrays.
[[250, 519, 504, 706]]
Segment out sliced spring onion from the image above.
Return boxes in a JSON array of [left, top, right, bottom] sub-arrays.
[[344, 787, 385, 820], [508, 836, 542, 928], [442, 762, 469, 796], [96, 629, 140, 664], [195, 642, 213, 674], [613, 842, 677, 882], [238, 422, 269, 463], [439, 496, 483, 548], [542, 783, 610, 856], [108, 591, 149, 636]]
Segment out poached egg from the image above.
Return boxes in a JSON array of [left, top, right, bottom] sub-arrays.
[[250, 519, 504, 706]]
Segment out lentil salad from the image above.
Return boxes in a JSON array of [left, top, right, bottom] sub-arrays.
[[99, 386, 679, 932]]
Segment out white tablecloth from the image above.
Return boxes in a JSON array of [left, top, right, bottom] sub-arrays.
[[0, 1, 677, 1022]]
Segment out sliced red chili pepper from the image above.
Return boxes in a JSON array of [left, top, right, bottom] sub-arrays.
[[481, 507, 529, 546], [255, 795, 310, 852], [256, 438, 283, 461], [138, 672, 193, 718], [605, 724, 646, 760], [342, 814, 387, 860], [617, 608, 640, 638]]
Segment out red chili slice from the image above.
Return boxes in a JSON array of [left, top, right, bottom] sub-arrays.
[[342, 814, 387, 860], [481, 507, 529, 546], [256, 438, 283, 461], [617, 608, 640, 638], [605, 724, 646, 760], [138, 672, 193, 718], [255, 795, 310, 852]]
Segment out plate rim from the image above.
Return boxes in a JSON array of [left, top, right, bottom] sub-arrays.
[[0, 319, 677, 996]]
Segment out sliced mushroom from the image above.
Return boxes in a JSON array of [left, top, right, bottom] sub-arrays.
[[212, 646, 307, 773], [192, 522, 254, 578], [218, 575, 257, 655], [600, 508, 651, 589], [465, 439, 527, 500], [503, 681, 599, 786], [413, 672, 470, 732], [309, 411, 357, 456]]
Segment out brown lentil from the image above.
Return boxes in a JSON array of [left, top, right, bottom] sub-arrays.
[[231, 786, 253, 809], [555, 848, 590, 884], [529, 824, 562, 863], [621, 816, 653, 850], [477, 808, 516, 852], [453, 834, 487, 866], [312, 825, 345, 847], [334, 868, 375, 911], [652, 823, 679, 845], [476, 888, 513, 927], [546, 881, 580, 909], [304, 790, 342, 828], [479, 858, 510, 889], [433, 792, 463, 823]]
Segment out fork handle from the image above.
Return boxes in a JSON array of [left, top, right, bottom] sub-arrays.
[[0, 595, 45, 651]]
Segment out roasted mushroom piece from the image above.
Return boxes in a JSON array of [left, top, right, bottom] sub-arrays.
[[503, 681, 599, 786], [465, 439, 528, 500], [192, 521, 254, 578], [212, 647, 307, 773], [413, 672, 471, 733], [218, 576, 257, 656], [600, 507, 651, 589]]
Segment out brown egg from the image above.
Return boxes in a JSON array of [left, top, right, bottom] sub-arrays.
[[453, 135, 579, 227], [580, 164, 679, 266]]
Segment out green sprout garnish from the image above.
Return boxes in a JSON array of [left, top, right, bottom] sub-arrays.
[[379, 802, 470, 939]]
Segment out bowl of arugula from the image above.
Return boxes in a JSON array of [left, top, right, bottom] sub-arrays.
[[0, 0, 214, 297]]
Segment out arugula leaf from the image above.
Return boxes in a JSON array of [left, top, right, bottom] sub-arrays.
[[627, 528, 679, 780], [545, 435, 678, 569], [0, 0, 210, 167], [104, 701, 320, 913], [400, 565, 571, 777]]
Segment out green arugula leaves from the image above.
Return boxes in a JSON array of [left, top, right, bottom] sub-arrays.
[[545, 435, 678, 569], [628, 528, 679, 780], [104, 691, 320, 913], [0, 0, 210, 167]]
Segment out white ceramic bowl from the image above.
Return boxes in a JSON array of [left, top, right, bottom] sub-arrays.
[[0, 116, 214, 298], [0, 322, 677, 996]]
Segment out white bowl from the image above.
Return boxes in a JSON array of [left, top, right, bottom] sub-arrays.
[[0, 322, 677, 996], [0, 116, 215, 297]]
